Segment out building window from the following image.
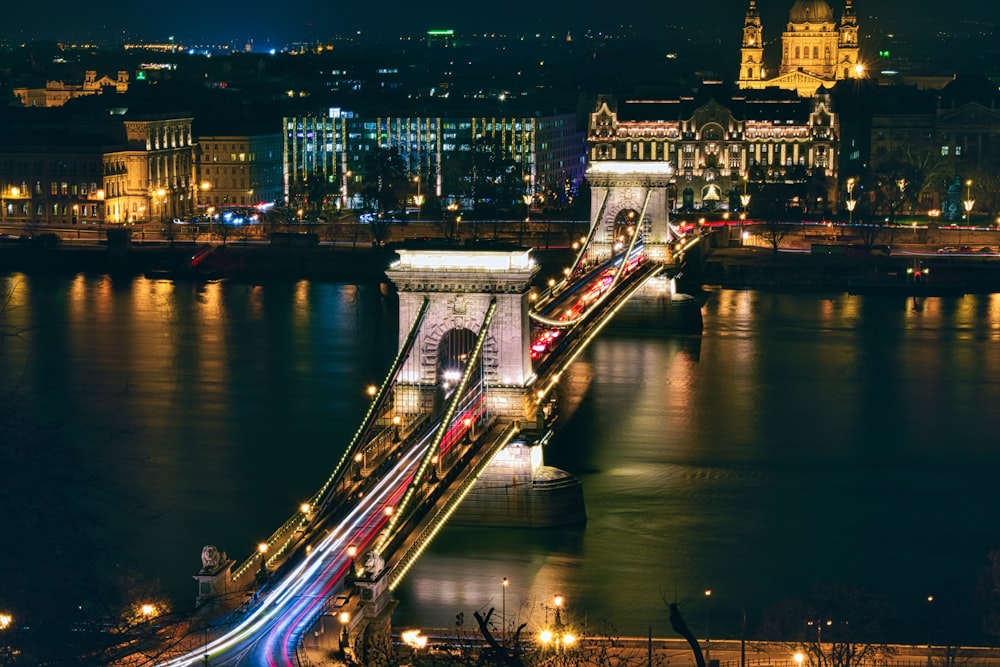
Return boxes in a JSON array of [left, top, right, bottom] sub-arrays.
[[941, 146, 949, 156]]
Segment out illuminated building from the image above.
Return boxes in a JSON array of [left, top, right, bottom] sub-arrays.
[[0, 109, 196, 226], [196, 134, 283, 210], [282, 108, 585, 208], [738, 0, 863, 97], [13, 70, 130, 108], [588, 86, 837, 212]]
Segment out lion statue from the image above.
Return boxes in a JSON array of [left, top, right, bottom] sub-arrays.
[[201, 545, 222, 572], [363, 550, 385, 577]]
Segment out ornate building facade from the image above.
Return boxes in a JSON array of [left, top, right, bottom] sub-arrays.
[[738, 0, 863, 97], [0, 109, 196, 227], [587, 88, 838, 213], [13, 70, 130, 108]]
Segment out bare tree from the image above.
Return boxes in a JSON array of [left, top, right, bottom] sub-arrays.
[[758, 583, 896, 667]]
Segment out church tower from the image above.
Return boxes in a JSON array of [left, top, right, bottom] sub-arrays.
[[837, 0, 862, 80], [738, 0, 767, 87], [737, 0, 865, 97]]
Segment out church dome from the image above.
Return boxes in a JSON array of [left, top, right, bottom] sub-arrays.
[[788, 0, 834, 22]]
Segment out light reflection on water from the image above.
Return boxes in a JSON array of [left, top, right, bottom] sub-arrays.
[[3, 274, 1000, 643]]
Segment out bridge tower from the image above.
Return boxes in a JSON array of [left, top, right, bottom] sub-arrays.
[[586, 162, 677, 263], [386, 247, 540, 421]]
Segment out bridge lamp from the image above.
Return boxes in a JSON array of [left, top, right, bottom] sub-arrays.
[[794, 653, 805, 667], [539, 629, 553, 645], [548, 278, 556, 287], [140, 603, 158, 619], [0, 613, 11, 630], [257, 542, 269, 573], [366, 384, 377, 398], [384, 505, 394, 516], [300, 502, 311, 516], [562, 633, 576, 647]]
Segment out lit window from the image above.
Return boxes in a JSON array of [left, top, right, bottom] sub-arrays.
[[941, 146, 949, 156]]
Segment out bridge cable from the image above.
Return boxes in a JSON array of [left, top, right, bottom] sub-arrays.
[[532, 188, 610, 311], [528, 189, 651, 329], [373, 298, 498, 556], [313, 296, 430, 512], [533, 262, 665, 405]]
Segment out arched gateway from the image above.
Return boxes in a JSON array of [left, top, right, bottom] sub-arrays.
[[385, 247, 539, 421]]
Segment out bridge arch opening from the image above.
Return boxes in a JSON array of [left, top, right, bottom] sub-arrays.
[[434, 327, 482, 408]]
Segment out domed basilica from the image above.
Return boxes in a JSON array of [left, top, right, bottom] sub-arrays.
[[738, 0, 863, 96]]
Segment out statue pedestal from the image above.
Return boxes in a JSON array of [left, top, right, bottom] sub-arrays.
[[194, 559, 236, 607]]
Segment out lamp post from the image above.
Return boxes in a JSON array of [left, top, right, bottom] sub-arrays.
[[156, 188, 167, 224], [521, 194, 532, 246], [341, 170, 352, 210], [704, 589, 712, 663], [926, 595, 934, 666], [413, 176, 424, 223], [502, 577, 508, 646], [339, 611, 351, 658], [846, 178, 857, 226], [256, 542, 269, 585], [964, 179, 974, 227]]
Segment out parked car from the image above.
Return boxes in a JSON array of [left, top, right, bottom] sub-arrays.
[[937, 246, 958, 253]]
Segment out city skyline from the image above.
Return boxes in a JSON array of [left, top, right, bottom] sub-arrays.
[[6, 0, 998, 47]]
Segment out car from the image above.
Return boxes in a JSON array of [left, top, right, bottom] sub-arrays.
[[978, 246, 993, 254], [937, 246, 958, 253]]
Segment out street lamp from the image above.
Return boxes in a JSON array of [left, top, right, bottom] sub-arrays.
[[964, 179, 974, 226], [339, 611, 351, 657], [156, 188, 167, 223], [501, 577, 508, 646], [256, 542, 269, 584], [341, 170, 352, 210], [413, 176, 424, 223], [521, 193, 532, 245], [846, 178, 857, 226], [704, 589, 713, 662]]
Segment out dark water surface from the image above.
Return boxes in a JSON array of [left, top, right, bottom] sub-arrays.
[[3, 274, 999, 643]]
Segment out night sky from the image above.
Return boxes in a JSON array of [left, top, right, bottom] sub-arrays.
[[6, 0, 998, 46]]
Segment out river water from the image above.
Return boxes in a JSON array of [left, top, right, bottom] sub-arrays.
[[3, 273, 999, 645]]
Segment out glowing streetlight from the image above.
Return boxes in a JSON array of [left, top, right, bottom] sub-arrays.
[[0, 613, 11, 630], [257, 542, 269, 579], [846, 177, 857, 226], [339, 169, 354, 210], [502, 577, 509, 645], [413, 176, 425, 222], [794, 652, 805, 667], [704, 589, 713, 662], [964, 179, 975, 226], [367, 384, 378, 398]]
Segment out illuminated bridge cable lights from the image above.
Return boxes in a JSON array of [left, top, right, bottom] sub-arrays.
[[374, 298, 498, 556], [528, 242, 645, 330], [534, 263, 664, 405], [535, 187, 610, 308], [314, 297, 430, 507], [388, 421, 522, 591]]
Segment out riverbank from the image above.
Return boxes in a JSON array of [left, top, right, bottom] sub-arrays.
[[700, 245, 1000, 295]]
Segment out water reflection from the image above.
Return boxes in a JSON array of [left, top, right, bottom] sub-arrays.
[[4, 276, 1000, 644]]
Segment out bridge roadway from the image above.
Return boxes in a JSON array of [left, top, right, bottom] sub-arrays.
[[156, 395, 515, 666], [153, 250, 678, 667]]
